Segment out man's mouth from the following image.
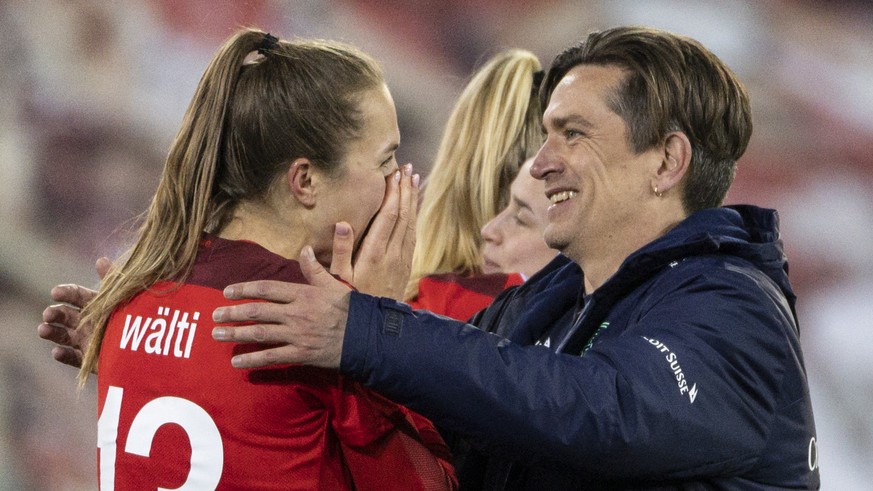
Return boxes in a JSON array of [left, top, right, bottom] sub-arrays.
[[548, 190, 578, 205]]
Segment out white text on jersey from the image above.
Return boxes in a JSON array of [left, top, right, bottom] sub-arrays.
[[120, 307, 199, 358]]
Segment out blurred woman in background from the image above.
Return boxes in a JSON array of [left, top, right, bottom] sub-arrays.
[[406, 49, 546, 320], [480, 157, 556, 281]]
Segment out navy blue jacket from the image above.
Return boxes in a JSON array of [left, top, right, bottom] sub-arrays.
[[341, 205, 820, 490]]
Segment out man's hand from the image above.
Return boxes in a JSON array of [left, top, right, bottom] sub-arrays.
[[212, 245, 352, 369], [37, 257, 112, 368], [330, 163, 419, 300]]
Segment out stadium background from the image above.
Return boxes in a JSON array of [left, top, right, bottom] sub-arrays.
[[1, 1, 870, 488]]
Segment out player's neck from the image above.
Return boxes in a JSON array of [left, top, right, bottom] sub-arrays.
[[217, 201, 308, 261]]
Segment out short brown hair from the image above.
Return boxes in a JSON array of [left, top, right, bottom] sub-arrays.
[[541, 26, 752, 212]]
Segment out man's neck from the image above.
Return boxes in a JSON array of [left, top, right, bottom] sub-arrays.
[[576, 214, 685, 294]]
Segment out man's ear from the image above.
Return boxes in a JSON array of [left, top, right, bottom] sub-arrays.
[[652, 132, 691, 195], [287, 158, 318, 207]]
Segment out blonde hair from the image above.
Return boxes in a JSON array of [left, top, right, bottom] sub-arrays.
[[405, 49, 543, 300], [77, 29, 383, 385]]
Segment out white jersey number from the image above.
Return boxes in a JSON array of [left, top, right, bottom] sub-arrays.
[[98, 386, 223, 490]]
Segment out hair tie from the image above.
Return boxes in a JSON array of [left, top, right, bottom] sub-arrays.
[[258, 33, 279, 55]]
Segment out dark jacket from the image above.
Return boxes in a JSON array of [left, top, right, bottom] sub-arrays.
[[341, 205, 820, 490]]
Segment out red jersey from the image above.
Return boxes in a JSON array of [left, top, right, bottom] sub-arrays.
[[97, 235, 456, 490], [410, 273, 524, 321]]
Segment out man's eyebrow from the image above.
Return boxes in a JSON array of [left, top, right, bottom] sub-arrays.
[[550, 114, 594, 130]]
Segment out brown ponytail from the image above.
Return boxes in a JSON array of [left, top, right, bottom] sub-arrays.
[[77, 29, 384, 386]]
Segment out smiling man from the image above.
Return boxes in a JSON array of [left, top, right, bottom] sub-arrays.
[[206, 26, 820, 490], [42, 25, 819, 490]]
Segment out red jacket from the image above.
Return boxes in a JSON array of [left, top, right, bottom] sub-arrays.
[[410, 272, 524, 321]]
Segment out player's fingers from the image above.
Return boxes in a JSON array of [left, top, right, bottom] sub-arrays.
[[328, 223, 355, 282], [392, 166, 419, 260], [359, 168, 402, 256]]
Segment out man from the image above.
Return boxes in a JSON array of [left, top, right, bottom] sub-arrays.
[[44, 27, 819, 489], [212, 26, 819, 489]]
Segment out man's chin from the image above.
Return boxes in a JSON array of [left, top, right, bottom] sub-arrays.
[[544, 231, 568, 253]]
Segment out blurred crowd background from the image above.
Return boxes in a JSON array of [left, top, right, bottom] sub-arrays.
[[1, 0, 871, 488]]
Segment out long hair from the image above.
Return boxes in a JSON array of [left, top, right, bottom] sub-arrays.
[[405, 49, 543, 300], [77, 29, 384, 385]]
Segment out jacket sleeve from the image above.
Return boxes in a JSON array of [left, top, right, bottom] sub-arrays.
[[339, 260, 799, 480]]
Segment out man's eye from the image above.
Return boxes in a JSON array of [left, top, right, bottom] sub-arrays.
[[381, 155, 395, 167], [565, 129, 581, 139]]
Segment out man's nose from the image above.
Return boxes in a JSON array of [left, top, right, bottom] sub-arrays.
[[530, 139, 558, 180]]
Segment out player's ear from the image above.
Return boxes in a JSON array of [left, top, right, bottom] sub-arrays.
[[287, 158, 317, 207]]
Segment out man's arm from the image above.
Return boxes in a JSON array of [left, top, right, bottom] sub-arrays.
[[37, 164, 418, 368], [340, 266, 795, 479], [213, 260, 794, 479], [213, 245, 351, 369]]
